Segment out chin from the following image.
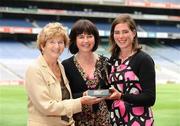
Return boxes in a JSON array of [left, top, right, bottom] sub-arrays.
[[52, 54, 60, 59]]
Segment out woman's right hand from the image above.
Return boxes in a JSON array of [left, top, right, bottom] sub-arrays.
[[80, 96, 103, 105], [106, 87, 122, 100]]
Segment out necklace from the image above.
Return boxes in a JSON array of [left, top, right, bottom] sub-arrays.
[[119, 50, 135, 63], [75, 53, 98, 80]]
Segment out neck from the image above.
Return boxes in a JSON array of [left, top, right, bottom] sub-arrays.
[[119, 48, 133, 60], [76, 52, 96, 63], [76, 52, 98, 79], [43, 55, 58, 68], [43, 55, 61, 80]]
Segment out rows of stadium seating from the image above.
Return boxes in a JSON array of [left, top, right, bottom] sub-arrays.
[[144, 43, 180, 73], [0, 40, 72, 60], [0, 18, 179, 34], [0, 40, 38, 59], [142, 43, 180, 83], [141, 24, 180, 33], [0, 0, 180, 84], [0, 19, 33, 27], [0, 40, 180, 83], [0, 40, 72, 82]]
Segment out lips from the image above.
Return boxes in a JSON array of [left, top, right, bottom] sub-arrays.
[[117, 40, 126, 44], [81, 43, 91, 48]]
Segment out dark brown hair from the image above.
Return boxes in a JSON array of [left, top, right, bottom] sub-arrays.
[[69, 19, 100, 54]]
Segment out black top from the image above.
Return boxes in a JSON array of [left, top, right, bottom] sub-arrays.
[[62, 56, 86, 98], [62, 55, 112, 125], [62, 55, 109, 98], [109, 50, 156, 106]]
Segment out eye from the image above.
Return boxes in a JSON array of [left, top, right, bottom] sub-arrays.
[[77, 35, 84, 39], [87, 35, 93, 38], [49, 41, 55, 44], [57, 41, 64, 45], [122, 30, 129, 34], [114, 31, 120, 35]]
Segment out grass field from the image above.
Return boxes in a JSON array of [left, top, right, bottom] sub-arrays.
[[0, 84, 180, 126]]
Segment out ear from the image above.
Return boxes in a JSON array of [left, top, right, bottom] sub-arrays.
[[40, 44, 45, 52], [132, 30, 136, 38]]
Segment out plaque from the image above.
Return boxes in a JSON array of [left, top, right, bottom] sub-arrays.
[[87, 89, 110, 97]]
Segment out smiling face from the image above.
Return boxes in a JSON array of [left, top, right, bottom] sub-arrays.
[[37, 22, 69, 55], [69, 19, 100, 54], [76, 32, 95, 53], [113, 23, 136, 51], [41, 36, 65, 60]]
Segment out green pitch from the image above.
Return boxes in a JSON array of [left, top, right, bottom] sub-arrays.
[[0, 85, 27, 126], [153, 84, 180, 126], [0, 84, 180, 126]]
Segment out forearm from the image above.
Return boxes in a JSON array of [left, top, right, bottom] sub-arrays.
[[122, 91, 155, 106]]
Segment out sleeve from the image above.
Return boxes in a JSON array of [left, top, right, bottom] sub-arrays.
[[122, 54, 156, 107], [62, 59, 85, 98], [25, 64, 82, 116]]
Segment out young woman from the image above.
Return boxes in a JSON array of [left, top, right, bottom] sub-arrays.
[[107, 14, 156, 126]]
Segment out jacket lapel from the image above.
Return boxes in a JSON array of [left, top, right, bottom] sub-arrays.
[[38, 55, 57, 80]]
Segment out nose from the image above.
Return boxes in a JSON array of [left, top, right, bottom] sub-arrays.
[[83, 36, 89, 42], [118, 32, 124, 37], [54, 42, 63, 49]]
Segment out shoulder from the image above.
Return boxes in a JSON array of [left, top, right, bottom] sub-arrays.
[[61, 56, 76, 72], [26, 58, 42, 76], [98, 54, 109, 62], [130, 50, 155, 70], [133, 50, 154, 63], [62, 56, 74, 65], [27, 57, 42, 70], [130, 51, 155, 76]]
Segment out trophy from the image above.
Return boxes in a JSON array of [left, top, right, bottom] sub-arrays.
[[87, 58, 110, 97]]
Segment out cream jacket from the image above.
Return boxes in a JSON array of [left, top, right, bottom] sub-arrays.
[[25, 55, 82, 126]]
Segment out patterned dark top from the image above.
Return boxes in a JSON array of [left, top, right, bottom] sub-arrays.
[[62, 55, 111, 126], [108, 50, 156, 126]]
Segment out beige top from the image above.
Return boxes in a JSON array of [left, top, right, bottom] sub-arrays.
[[25, 54, 82, 126]]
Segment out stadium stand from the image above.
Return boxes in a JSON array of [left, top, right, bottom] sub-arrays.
[[0, 0, 180, 84], [0, 18, 33, 27], [0, 40, 71, 84], [141, 24, 180, 33]]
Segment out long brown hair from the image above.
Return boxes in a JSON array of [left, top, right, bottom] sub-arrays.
[[109, 14, 141, 59]]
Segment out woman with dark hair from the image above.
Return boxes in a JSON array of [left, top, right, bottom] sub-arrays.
[[62, 19, 111, 126], [107, 14, 156, 126]]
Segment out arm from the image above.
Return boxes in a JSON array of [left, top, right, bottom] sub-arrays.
[[108, 53, 156, 107], [25, 64, 102, 117], [25, 64, 82, 116], [62, 58, 87, 98], [123, 55, 156, 106]]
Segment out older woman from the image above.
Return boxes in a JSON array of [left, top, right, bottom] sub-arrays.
[[25, 22, 102, 126]]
